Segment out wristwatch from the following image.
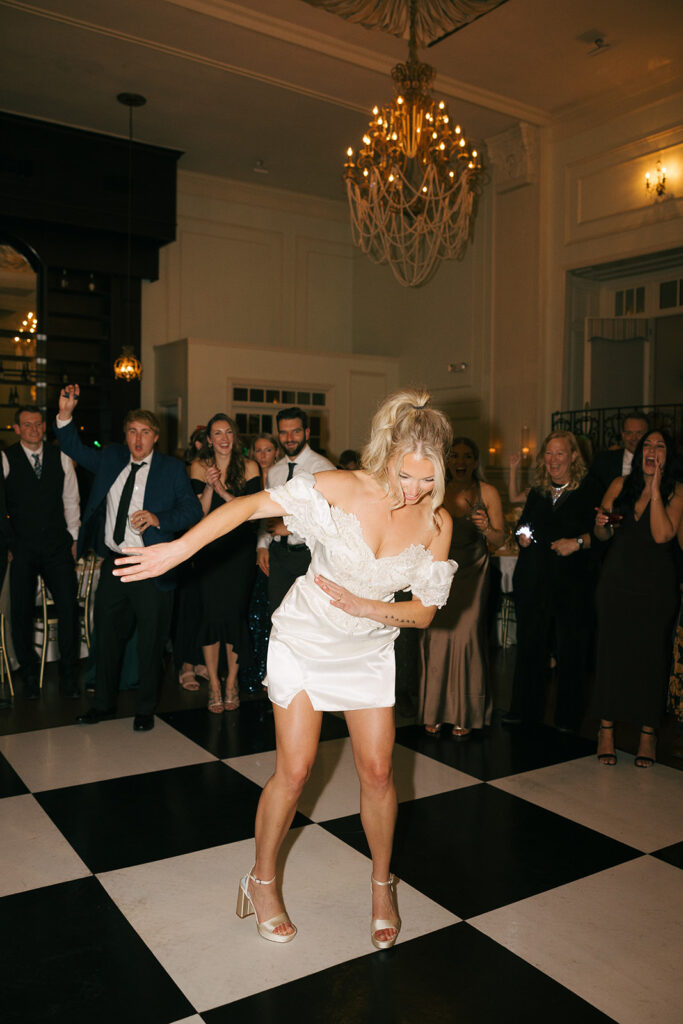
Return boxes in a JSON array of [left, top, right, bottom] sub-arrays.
[[576, 536, 584, 548]]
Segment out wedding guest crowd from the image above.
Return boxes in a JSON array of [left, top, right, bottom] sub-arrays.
[[3, 391, 681, 773]]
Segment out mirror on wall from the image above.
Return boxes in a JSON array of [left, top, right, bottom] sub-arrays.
[[0, 243, 40, 444]]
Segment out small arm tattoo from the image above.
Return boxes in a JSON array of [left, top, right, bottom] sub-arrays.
[[386, 612, 417, 626]]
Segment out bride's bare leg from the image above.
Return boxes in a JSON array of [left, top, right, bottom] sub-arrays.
[[249, 691, 322, 935], [345, 707, 398, 943]]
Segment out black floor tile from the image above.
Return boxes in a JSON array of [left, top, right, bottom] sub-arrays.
[[1, 875, 194, 1024], [159, 702, 348, 758], [0, 749, 29, 797], [396, 718, 596, 781], [650, 841, 683, 870], [202, 923, 615, 1024], [36, 761, 311, 873], [322, 786, 640, 919]]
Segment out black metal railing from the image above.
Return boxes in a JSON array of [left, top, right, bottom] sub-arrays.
[[551, 404, 683, 450]]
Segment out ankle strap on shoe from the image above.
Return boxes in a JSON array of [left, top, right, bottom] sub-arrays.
[[249, 871, 276, 886], [371, 875, 394, 887]]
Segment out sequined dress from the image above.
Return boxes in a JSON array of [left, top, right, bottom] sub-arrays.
[[264, 473, 457, 711]]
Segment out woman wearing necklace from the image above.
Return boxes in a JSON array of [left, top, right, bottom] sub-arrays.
[[419, 438, 504, 738], [593, 430, 682, 767], [503, 431, 601, 732]]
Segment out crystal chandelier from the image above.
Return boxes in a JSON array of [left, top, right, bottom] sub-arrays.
[[113, 346, 142, 382], [13, 310, 37, 345], [343, 0, 482, 287]]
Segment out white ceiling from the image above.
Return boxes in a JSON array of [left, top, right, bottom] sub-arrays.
[[2, 0, 682, 200]]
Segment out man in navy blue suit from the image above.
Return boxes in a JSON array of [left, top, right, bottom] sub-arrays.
[[56, 385, 201, 731]]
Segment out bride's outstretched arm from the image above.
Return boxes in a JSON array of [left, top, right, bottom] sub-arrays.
[[114, 489, 285, 583]]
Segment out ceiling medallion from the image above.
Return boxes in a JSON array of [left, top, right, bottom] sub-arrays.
[[343, 1, 483, 287]]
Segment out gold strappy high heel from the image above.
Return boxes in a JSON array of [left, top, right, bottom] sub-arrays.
[[370, 874, 401, 950], [236, 869, 297, 943]]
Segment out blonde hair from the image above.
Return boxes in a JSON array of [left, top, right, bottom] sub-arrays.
[[361, 388, 453, 521], [534, 430, 587, 495]]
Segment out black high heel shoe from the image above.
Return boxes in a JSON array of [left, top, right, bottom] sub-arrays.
[[635, 727, 656, 768], [596, 723, 617, 766]]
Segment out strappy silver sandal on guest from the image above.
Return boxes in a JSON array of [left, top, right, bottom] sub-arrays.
[[370, 874, 401, 950], [236, 869, 297, 943]]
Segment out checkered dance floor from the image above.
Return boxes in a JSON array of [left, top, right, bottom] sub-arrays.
[[1, 694, 682, 1023]]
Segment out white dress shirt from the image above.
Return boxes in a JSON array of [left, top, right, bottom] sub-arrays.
[[621, 449, 634, 476], [2, 443, 81, 541], [257, 444, 335, 549], [104, 454, 154, 554]]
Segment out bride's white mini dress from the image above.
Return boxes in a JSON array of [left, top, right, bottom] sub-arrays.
[[264, 473, 457, 711]]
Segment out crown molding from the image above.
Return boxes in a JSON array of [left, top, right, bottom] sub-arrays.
[[1, 0, 548, 125], [0, 0, 362, 113], [178, 168, 349, 222], [162, 0, 548, 123]]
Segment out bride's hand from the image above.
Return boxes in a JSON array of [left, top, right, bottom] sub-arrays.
[[314, 575, 368, 618], [113, 541, 182, 582]]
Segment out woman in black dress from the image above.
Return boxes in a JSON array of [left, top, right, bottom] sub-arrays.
[[241, 434, 279, 693], [594, 430, 683, 766], [190, 415, 260, 712], [505, 430, 601, 732]]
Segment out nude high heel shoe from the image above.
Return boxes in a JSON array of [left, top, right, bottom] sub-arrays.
[[371, 874, 401, 950], [236, 869, 297, 943]]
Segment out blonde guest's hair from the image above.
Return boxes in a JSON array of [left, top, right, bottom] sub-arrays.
[[534, 430, 587, 495], [361, 388, 453, 521]]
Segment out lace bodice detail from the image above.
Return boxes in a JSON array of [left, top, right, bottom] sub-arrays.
[[268, 472, 457, 609]]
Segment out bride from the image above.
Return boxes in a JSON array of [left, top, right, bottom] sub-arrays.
[[115, 389, 457, 949]]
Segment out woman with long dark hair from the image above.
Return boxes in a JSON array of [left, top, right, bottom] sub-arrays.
[[594, 429, 683, 766], [242, 433, 280, 693], [190, 414, 260, 712]]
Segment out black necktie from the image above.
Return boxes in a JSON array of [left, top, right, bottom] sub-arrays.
[[32, 453, 42, 479], [286, 461, 297, 481], [113, 463, 145, 544]]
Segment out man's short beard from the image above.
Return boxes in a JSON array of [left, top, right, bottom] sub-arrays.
[[283, 438, 307, 458]]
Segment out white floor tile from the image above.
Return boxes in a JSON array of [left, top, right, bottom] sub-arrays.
[[470, 857, 683, 1024], [170, 1017, 204, 1024], [226, 737, 477, 821], [491, 754, 683, 852], [0, 718, 216, 792], [98, 824, 458, 1012], [0, 794, 90, 896]]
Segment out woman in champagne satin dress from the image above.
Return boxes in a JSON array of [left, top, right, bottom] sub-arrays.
[[419, 438, 504, 738]]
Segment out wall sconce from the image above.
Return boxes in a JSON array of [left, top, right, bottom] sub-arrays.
[[645, 160, 667, 199], [114, 346, 142, 382], [488, 445, 498, 467]]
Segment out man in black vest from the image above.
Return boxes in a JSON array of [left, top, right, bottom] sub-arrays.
[[3, 406, 81, 700]]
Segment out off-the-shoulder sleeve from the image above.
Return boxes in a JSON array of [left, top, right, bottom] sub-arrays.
[[267, 471, 335, 550], [410, 556, 458, 608]]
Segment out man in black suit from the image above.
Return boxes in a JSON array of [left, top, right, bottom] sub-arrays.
[[56, 385, 201, 731], [3, 406, 81, 700], [590, 411, 649, 497], [0, 470, 10, 710]]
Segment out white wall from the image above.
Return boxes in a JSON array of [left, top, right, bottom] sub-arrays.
[[544, 86, 683, 426], [142, 167, 494, 454], [142, 83, 683, 465], [153, 337, 398, 458]]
